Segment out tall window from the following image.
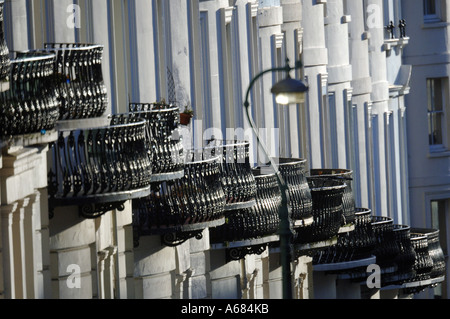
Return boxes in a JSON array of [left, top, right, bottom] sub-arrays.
[[427, 78, 447, 150], [423, 0, 442, 22], [424, 0, 437, 15]]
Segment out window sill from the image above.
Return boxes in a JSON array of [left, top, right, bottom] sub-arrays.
[[428, 149, 450, 158], [422, 21, 449, 29]]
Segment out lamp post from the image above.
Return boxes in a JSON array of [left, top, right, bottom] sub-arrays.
[[243, 59, 308, 299]]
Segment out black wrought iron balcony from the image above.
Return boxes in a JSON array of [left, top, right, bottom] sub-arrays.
[[387, 224, 417, 284], [313, 207, 376, 265], [48, 113, 152, 218], [311, 208, 377, 281], [309, 169, 356, 226], [205, 140, 257, 208], [0, 51, 59, 139], [210, 168, 281, 260], [371, 216, 397, 269], [132, 150, 226, 247], [409, 232, 434, 282], [410, 229, 445, 278], [0, 0, 10, 84], [399, 228, 446, 294], [371, 216, 417, 286], [276, 158, 313, 226], [426, 229, 447, 280], [43, 43, 108, 120], [295, 178, 346, 245], [129, 102, 184, 180]]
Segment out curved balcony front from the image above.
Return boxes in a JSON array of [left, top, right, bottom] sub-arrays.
[[43, 43, 108, 121], [309, 169, 356, 226], [312, 208, 377, 280], [129, 102, 184, 181], [276, 158, 313, 227], [210, 168, 280, 260], [385, 224, 417, 285], [205, 140, 257, 210], [401, 228, 446, 294], [295, 178, 346, 248], [48, 113, 152, 218], [0, 51, 59, 145], [371, 217, 417, 287], [132, 150, 226, 247]]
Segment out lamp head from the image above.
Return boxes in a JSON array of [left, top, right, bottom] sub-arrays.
[[271, 76, 308, 105]]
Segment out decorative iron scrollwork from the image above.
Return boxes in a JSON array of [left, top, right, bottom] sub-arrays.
[[0, 51, 59, 138], [161, 230, 204, 247], [309, 169, 356, 226], [227, 244, 267, 261], [295, 178, 346, 244], [277, 158, 313, 223], [132, 150, 226, 247], [129, 102, 184, 177], [80, 201, 126, 219], [48, 113, 152, 219], [43, 43, 108, 120], [204, 140, 257, 207]]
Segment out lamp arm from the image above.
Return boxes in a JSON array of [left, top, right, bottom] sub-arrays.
[[243, 62, 300, 177]]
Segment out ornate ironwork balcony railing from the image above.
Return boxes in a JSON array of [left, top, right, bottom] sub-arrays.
[[0, 51, 59, 138], [205, 140, 257, 208], [309, 169, 356, 226], [210, 168, 280, 260], [129, 102, 184, 179], [371, 216, 397, 268], [48, 113, 152, 218], [277, 158, 313, 224], [295, 178, 346, 244], [313, 207, 376, 265], [386, 224, 417, 284], [371, 216, 417, 286], [409, 232, 434, 282], [210, 168, 280, 244], [402, 228, 446, 294], [0, 0, 10, 83], [427, 230, 446, 280], [43, 43, 108, 120], [132, 149, 225, 246]]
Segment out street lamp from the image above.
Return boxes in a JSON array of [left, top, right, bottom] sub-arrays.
[[243, 59, 308, 299]]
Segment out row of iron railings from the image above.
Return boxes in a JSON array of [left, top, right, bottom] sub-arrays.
[[0, 2, 445, 296]]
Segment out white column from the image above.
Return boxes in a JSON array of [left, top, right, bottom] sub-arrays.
[[49, 206, 96, 299], [3, 0, 30, 51], [50, 0, 77, 43], [257, 5, 284, 163], [347, 0, 373, 208], [114, 201, 135, 299], [131, 0, 158, 103], [167, 0, 192, 108], [281, 0, 304, 159], [1, 202, 19, 299], [198, 0, 230, 134], [35, 188, 51, 299], [324, 0, 353, 168], [366, 0, 390, 216], [133, 235, 177, 299], [302, 0, 329, 168]]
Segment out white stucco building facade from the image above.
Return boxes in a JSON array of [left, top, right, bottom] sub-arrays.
[[0, 0, 446, 300]]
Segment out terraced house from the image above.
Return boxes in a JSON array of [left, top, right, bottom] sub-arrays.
[[0, 0, 447, 300]]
